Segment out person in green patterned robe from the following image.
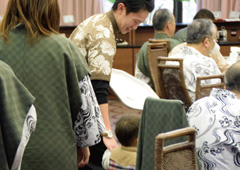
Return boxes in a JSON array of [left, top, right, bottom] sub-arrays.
[[0, 0, 106, 170]]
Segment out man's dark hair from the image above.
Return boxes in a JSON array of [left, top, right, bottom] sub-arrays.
[[112, 0, 154, 14], [193, 9, 215, 21], [115, 114, 140, 146]]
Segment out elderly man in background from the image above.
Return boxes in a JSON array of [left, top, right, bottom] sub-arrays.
[[135, 8, 181, 87], [172, 9, 229, 74], [168, 19, 222, 101], [187, 62, 240, 170]]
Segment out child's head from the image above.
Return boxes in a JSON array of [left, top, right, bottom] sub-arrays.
[[115, 114, 140, 147]]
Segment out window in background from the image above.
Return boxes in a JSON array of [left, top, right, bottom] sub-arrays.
[[101, 0, 197, 24], [182, 0, 197, 23], [102, 0, 113, 13], [144, 0, 174, 25]]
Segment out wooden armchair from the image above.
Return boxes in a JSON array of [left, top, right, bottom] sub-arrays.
[[156, 57, 192, 110], [147, 40, 170, 97], [155, 127, 198, 170], [195, 75, 225, 100]]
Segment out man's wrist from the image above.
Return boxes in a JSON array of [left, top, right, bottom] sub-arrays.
[[101, 130, 113, 139]]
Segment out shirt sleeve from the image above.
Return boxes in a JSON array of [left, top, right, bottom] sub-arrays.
[[91, 80, 110, 105], [74, 74, 106, 147], [210, 51, 229, 74], [134, 63, 151, 86], [102, 149, 111, 169]]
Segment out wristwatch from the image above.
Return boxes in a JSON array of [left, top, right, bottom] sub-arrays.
[[101, 130, 113, 138]]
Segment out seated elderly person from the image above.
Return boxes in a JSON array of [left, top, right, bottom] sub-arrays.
[[168, 19, 222, 101], [187, 62, 240, 170], [172, 9, 229, 74], [135, 8, 181, 87]]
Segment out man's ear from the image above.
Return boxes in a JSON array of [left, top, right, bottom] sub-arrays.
[[203, 37, 210, 48], [166, 21, 171, 30], [117, 3, 126, 15]]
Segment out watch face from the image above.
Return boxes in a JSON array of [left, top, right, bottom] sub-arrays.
[[107, 131, 113, 138], [108, 131, 113, 137]]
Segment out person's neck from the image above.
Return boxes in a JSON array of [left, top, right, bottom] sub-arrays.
[[231, 90, 240, 98], [155, 30, 171, 37], [187, 43, 209, 56]]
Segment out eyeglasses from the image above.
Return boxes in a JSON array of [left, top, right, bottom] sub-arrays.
[[203, 36, 218, 43]]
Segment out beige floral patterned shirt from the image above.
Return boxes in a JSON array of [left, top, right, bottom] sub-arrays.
[[70, 11, 119, 81]]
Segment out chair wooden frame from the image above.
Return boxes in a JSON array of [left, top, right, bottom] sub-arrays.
[[195, 74, 225, 100], [155, 127, 198, 170], [148, 38, 171, 52], [147, 40, 170, 98], [156, 57, 193, 109]]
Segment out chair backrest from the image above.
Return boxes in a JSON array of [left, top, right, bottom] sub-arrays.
[[155, 127, 198, 170], [147, 40, 169, 97], [157, 57, 192, 110], [149, 38, 171, 52], [195, 75, 225, 100], [136, 97, 189, 170]]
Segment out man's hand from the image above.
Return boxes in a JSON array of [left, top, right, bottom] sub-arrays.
[[103, 137, 118, 151], [77, 146, 90, 168]]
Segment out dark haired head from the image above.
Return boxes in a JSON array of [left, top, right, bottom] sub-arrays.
[[225, 62, 240, 92], [193, 9, 215, 21], [115, 114, 140, 146], [112, 0, 154, 14]]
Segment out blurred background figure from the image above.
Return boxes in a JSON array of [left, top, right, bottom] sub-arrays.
[[135, 8, 180, 87]]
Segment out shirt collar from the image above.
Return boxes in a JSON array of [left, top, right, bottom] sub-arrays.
[[154, 32, 170, 39], [210, 88, 238, 100], [106, 10, 120, 36], [120, 145, 137, 152]]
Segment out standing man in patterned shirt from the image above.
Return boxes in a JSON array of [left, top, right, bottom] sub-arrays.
[[70, 0, 154, 169]]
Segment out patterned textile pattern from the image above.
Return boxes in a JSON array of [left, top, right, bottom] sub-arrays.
[[75, 75, 105, 146], [109, 160, 135, 170], [170, 42, 229, 74], [187, 88, 240, 170], [168, 46, 222, 101], [69, 11, 117, 81]]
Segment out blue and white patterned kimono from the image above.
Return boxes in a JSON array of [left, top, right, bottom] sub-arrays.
[[187, 88, 240, 170]]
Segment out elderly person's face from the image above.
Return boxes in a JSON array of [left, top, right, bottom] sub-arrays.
[[169, 14, 176, 37], [206, 26, 217, 55]]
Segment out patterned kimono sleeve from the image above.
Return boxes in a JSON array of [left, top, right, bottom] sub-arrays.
[[74, 74, 106, 147]]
